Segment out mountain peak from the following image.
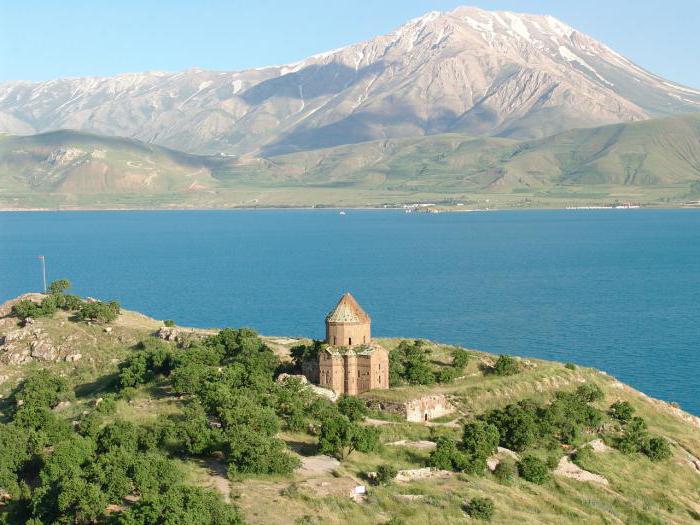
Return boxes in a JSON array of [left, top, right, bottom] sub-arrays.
[[1, 6, 699, 155]]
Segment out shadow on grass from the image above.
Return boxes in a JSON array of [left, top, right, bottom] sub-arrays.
[[74, 372, 119, 397], [285, 440, 320, 457]]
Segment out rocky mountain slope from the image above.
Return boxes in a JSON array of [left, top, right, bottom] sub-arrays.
[[1, 6, 699, 156], [2, 113, 699, 209]]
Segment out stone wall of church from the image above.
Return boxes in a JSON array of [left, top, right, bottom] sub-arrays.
[[326, 321, 371, 347]]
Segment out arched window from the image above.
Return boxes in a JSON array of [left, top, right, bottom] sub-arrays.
[[333, 336, 336, 345], [348, 337, 352, 345]]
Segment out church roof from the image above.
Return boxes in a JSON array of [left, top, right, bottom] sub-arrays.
[[325, 292, 371, 324]]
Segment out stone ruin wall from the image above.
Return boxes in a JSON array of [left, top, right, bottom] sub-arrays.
[[405, 395, 454, 422], [366, 394, 455, 422]]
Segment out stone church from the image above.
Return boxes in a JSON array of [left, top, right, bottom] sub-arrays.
[[303, 293, 389, 395]]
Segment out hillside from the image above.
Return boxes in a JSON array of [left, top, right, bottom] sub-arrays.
[[1, 7, 699, 155], [1, 291, 699, 524], [2, 113, 700, 209]]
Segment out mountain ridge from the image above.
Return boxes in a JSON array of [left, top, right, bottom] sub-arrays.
[[1, 6, 699, 156], [1, 113, 699, 209]]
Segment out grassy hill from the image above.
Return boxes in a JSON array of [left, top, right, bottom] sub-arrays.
[[1, 291, 699, 524], [1, 114, 700, 208]]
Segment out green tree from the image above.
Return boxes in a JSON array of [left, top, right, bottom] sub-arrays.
[[78, 300, 120, 323], [47, 279, 71, 295], [337, 395, 367, 422], [462, 420, 500, 466], [484, 403, 537, 452], [117, 484, 242, 525], [517, 456, 550, 484], [617, 416, 648, 454], [575, 384, 604, 403], [609, 401, 635, 423], [317, 415, 379, 460]]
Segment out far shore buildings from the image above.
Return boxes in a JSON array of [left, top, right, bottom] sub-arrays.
[[302, 293, 389, 395]]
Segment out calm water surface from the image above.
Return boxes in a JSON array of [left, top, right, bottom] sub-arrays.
[[1, 209, 699, 414]]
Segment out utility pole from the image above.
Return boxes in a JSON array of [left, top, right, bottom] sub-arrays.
[[38, 255, 47, 293]]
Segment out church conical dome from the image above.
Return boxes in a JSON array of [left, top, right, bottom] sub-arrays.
[[325, 292, 370, 324]]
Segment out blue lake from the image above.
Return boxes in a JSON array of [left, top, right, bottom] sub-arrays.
[[1, 209, 699, 415]]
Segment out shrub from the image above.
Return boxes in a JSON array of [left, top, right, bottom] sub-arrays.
[[116, 484, 242, 524], [451, 348, 470, 369], [374, 464, 398, 485], [462, 420, 500, 462], [78, 300, 120, 323], [517, 456, 550, 484], [492, 459, 516, 483], [483, 403, 537, 451], [575, 384, 604, 403], [164, 319, 176, 327], [643, 436, 672, 462], [11, 297, 57, 319], [337, 395, 367, 422], [390, 340, 436, 386], [47, 279, 71, 295], [13, 369, 70, 410], [463, 497, 494, 521], [492, 355, 519, 376], [609, 401, 635, 423], [571, 445, 594, 467], [564, 363, 576, 370], [617, 416, 648, 454], [317, 415, 379, 460], [436, 367, 459, 383], [429, 436, 461, 471]]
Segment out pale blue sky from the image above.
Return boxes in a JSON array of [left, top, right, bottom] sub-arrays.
[[1, 0, 698, 87]]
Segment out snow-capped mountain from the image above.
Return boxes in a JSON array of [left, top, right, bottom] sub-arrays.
[[1, 6, 699, 155]]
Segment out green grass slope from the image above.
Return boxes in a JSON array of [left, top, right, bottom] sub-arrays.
[[1, 114, 700, 208], [1, 293, 699, 524]]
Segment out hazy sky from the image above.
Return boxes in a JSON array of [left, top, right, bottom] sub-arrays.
[[2, 0, 698, 87]]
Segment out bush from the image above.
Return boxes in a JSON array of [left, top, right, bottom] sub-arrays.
[[492, 459, 516, 483], [571, 445, 594, 467], [517, 456, 550, 484], [436, 367, 459, 383], [643, 436, 672, 462], [78, 300, 120, 323], [575, 384, 604, 403], [47, 279, 71, 295], [451, 348, 470, 369], [11, 298, 57, 319], [317, 415, 379, 460], [491, 355, 519, 376], [609, 401, 635, 423], [617, 416, 648, 454], [390, 340, 436, 386], [116, 484, 242, 524], [13, 369, 70, 410], [374, 464, 397, 485], [463, 497, 494, 521], [483, 403, 537, 452], [337, 395, 367, 422], [164, 319, 176, 327], [564, 363, 576, 370]]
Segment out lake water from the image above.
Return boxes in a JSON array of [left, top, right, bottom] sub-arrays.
[[1, 209, 699, 415]]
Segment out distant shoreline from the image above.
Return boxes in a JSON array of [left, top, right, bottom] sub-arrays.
[[1, 204, 699, 213]]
